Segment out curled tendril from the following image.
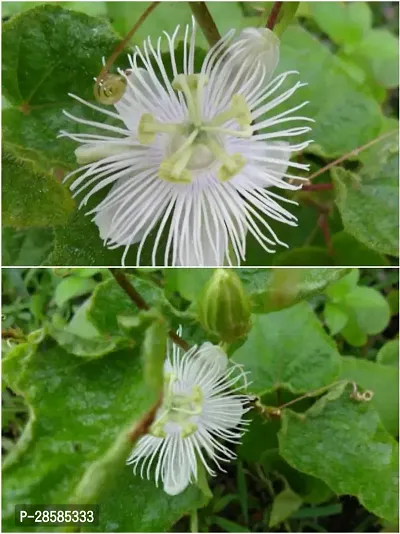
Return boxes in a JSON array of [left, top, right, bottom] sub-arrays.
[[350, 382, 374, 403], [94, 74, 127, 105]]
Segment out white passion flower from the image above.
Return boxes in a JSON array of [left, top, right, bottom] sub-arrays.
[[127, 341, 251, 495], [60, 20, 313, 266]]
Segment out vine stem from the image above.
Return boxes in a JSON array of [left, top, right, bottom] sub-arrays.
[[307, 129, 397, 182], [128, 392, 163, 442], [266, 2, 283, 30], [277, 380, 345, 411], [95, 2, 160, 86], [318, 213, 334, 256], [109, 269, 191, 352], [302, 182, 333, 192], [190, 510, 199, 533], [189, 2, 221, 47]]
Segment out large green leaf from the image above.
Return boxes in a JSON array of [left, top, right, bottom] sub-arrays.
[[331, 232, 389, 266], [2, 152, 74, 228], [332, 132, 399, 257], [83, 467, 208, 532], [232, 302, 341, 395], [87, 274, 165, 336], [240, 268, 349, 313], [164, 268, 214, 302], [341, 29, 399, 89], [339, 356, 399, 437], [2, 5, 123, 172], [377, 339, 399, 369], [309, 2, 372, 47], [2, 338, 207, 532], [279, 391, 399, 524], [278, 25, 382, 158]]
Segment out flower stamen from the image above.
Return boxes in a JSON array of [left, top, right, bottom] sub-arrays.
[[138, 113, 184, 145]]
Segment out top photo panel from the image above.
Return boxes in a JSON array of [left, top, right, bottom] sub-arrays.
[[2, 1, 399, 267]]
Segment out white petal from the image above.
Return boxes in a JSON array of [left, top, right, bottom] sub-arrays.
[[114, 68, 161, 129], [174, 192, 227, 267], [233, 28, 280, 84], [205, 28, 280, 113], [202, 395, 246, 430], [182, 343, 229, 390], [247, 141, 291, 188], [163, 434, 192, 495], [94, 179, 146, 246]]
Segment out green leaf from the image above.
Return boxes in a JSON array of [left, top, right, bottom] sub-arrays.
[[341, 286, 391, 335], [2, 5, 123, 172], [279, 25, 382, 158], [48, 324, 124, 358], [387, 289, 399, 316], [272, 247, 332, 266], [291, 503, 342, 519], [269, 487, 303, 527], [309, 2, 372, 46], [66, 299, 102, 339], [164, 268, 214, 302], [377, 339, 399, 368], [87, 274, 164, 336], [339, 356, 399, 437], [2, 339, 206, 532], [212, 517, 250, 533], [47, 199, 139, 266], [2, 151, 74, 228], [340, 316, 367, 347], [279, 392, 399, 523], [332, 134, 399, 258], [84, 468, 209, 532], [232, 302, 341, 395], [323, 302, 348, 336], [54, 275, 97, 307], [2, 227, 53, 266], [342, 29, 399, 88], [239, 414, 280, 464], [331, 231, 390, 266], [244, 268, 349, 313], [324, 268, 359, 300]]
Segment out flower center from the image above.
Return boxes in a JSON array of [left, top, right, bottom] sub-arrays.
[[150, 374, 203, 439], [137, 74, 252, 183]]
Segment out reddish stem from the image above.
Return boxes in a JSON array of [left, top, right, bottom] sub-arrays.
[[96, 2, 159, 85], [318, 214, 334, 256], [266, 2, 283, 30], [302, 183, 333, 192]]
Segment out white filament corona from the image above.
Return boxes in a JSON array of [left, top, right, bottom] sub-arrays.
[[126, 341, 251, 495], [61, 20, 313, 266]]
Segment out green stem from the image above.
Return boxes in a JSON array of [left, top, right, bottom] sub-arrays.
[[190, 509, 199, 533], [189, 2, 221, 47]]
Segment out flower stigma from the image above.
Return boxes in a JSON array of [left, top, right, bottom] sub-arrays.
[[150, 373, 203, 439], [138, 74, 252, 183]]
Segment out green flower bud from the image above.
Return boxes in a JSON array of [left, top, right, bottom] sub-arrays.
[[198, 269, 252, 343]]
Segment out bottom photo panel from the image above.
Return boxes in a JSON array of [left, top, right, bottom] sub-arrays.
[[2, 267, 399, 533]]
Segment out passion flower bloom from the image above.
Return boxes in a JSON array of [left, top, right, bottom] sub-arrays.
[[127, 341, 251, 495], [61, 20, 313, 266]]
